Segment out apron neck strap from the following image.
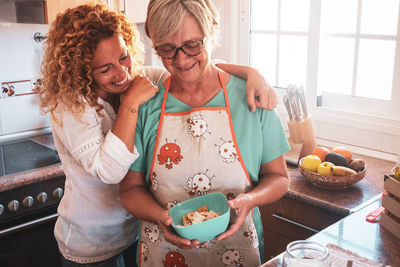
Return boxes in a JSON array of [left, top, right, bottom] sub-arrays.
[[161, 71, 230, 112], [217, 71, 230, 109], [160, 76, 171, 113]]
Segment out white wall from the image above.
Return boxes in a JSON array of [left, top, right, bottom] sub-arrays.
[[212, 0, 238, 63]]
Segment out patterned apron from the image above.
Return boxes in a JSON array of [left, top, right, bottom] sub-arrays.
[[138, 72, 261, 267]]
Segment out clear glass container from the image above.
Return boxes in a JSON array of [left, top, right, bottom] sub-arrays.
[[282, 240, 331, 267]]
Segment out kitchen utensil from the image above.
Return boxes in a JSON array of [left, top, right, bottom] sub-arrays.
[[287, 85, 301, 121], [283, 95, 293, 120], [169, 192, 230, 243], [366, 206, 385, 223], [366, 191, 385, 223], [293, 86, 303, 120], [297, 86, 308, 119]]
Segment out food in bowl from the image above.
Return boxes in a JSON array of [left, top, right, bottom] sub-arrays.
[[182, 205, 220, 226], [169, 192, 230, 242]]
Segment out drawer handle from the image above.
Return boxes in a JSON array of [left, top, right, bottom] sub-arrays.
[[272, 213, 319, 233]]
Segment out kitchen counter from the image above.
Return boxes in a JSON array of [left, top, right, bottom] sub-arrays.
[[1, 134, 398, 265], [261, 198, 400, 266], [260, 152, 398, 266], [0, 134, 64, 192], [1, 134, 393, 211]]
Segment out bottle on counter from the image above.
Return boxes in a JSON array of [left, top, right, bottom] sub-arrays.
[[392, 152, 400, 181]]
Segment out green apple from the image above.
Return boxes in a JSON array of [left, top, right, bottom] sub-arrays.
[[317, 162, 335, 175], [301, 155, 322, 172]]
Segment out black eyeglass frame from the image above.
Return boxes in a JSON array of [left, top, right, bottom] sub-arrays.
[[155, 39, 206, 60]]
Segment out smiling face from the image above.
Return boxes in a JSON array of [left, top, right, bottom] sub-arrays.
[[90, 34, 133, 102], [159, 15, 211, 85]]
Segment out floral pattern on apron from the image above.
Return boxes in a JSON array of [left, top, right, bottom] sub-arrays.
[[139, 72, 260, 267]]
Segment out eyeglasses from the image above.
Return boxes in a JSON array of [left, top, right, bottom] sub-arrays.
[[155, 39, 205, 60]]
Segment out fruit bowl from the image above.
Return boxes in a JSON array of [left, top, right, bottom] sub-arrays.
[[298, 158, 367, 190]]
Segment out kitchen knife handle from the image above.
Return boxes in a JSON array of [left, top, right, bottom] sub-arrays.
[[297, 86, 308, 119], [288, 86, 301, 121], [283, 95, 293, 120], [366, 206, 384, 223]]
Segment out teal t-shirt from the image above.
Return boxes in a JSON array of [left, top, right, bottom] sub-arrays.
[[130, 75, 290, 262], [131, 75, 289, 179]]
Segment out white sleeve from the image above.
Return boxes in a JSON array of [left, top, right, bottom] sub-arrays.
[[137, 66, 169, 85], [52, 105, 139, 184], [212, 58, 227, 65]]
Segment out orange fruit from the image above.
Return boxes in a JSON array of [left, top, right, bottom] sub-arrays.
[[331, 146, 352, 163], [311, 147, 330, 162]]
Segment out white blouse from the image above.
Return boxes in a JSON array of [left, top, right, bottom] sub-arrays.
[[53, 67, 169, 263]]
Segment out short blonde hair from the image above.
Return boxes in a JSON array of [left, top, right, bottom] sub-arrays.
[[145, 0, 220, 47], [38, 4, 143, 120]]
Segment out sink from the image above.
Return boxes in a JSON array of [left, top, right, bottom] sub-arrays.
[[0, 139, 61, 177]]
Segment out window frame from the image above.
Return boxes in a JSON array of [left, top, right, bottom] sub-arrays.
[[234, 0, 400, 158]]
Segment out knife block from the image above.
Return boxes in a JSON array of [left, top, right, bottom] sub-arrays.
[[380, 175, 400, 239], [286, 117, 316, 162]]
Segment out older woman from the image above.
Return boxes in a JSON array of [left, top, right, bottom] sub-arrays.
[[39, 3, 278, 267], [119, 0, 290, 266]]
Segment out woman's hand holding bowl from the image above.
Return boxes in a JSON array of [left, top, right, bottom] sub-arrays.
[[157, 209, 209, 250], [216, 193, 253, 240]]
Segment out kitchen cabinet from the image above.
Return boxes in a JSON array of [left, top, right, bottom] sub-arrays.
[[259, 196, 344, 260], [46, 0, 104, 24], [45, 0, 149, 24]]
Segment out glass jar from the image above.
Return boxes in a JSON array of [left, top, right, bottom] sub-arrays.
[[282, 240, 331, 267]]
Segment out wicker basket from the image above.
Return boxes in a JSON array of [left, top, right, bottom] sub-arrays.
[[298, 158, 366, 190]]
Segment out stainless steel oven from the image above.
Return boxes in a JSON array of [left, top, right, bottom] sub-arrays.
[[0, 138, 63, 267]]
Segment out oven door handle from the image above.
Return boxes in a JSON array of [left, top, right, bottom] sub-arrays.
[[0, 213, 58, 237]]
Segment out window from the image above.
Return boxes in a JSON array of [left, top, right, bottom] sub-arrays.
[[240, 0, 400, 156], [249, 0, 400, 120]]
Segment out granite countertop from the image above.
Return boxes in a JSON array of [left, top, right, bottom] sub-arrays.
[[285, 152, 394, 215], [0, 134, 64, 192], [261, 198, 400, 266], [261, 152, 399, 266]]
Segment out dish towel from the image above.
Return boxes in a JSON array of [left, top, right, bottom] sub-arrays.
[[327, 244, 390, 267]]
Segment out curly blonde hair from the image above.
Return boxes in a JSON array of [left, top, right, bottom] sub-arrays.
[[38, 4, 143, 120]]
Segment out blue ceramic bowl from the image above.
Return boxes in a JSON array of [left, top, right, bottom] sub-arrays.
[[169, 192, 230, 242]]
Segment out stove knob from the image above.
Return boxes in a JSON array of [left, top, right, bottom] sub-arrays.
[[23, 196, 34, 207], [0, 204, 4, 215], [7, 200, 20, 212], [52, 188, 64, 199], [37, 192, 48, 204]]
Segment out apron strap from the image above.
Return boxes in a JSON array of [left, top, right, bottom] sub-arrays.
[[217, 71, 231, 110], [161, 76, 172, 114], [148, 76, 171, 181]]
